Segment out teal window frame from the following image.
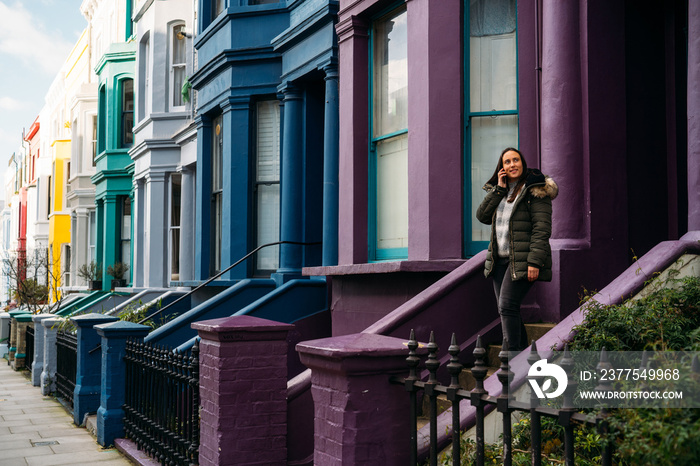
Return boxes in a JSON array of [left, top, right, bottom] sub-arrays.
[[126, 0, 134, 40], [97, 86, 106, 156], [119, 78, 134, 149], [463, 0, 519, 257], [368, 3, 409, 262]]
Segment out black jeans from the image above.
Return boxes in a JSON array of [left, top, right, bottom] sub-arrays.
[[492, 258, 533, 352]]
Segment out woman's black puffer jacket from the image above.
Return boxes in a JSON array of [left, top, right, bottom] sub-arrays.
[[476, 168, 558, 281]]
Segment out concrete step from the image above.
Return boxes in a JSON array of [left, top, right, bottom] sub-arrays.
[[459, 366, 498, 391], [486, 323, 557, 367]]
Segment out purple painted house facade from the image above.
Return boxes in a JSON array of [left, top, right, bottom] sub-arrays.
[[305, 0, 699, 338]]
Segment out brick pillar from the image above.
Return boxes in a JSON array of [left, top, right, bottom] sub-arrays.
[[0, 312, 10, 359], [31, 314, 54, 386], [94, 321, 151, 446], [7, 310, 28, 364], [71, 313, 118, 426], [192, 315, 293, 466], [41, 317, 65, 395], [12, 314, 32, 370], [296, 333, 414, 466]]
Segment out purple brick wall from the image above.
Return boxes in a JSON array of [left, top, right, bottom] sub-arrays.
[[298, 333, 423, 466], [193, 316, 293, 466]]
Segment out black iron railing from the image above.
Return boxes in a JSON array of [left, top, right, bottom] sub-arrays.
[[55, 331, 78, 407], [124, 339, 200, 466], [25, 325, 35, 371], [393, 331, 614, 466], [137, 240, 320, 326]]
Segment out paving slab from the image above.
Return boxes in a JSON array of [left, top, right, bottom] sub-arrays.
[[0, 359, 133, 465]]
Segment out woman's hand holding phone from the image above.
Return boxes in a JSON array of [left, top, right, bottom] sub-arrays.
[[498, 168, 507, 188]]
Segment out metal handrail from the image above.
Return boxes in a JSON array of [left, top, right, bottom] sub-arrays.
[[137, 240, 321, 325]]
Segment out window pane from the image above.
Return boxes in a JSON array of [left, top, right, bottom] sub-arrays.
[[376, 133, 408, 250], [121, 198, 131, 240], [212, 115, 223, 191], [255, 100, 280, 271], [172, 25, 186, 65], [257, 184, 279, 270], [170, 229, 180, 280], [256, 101, 280, 182], [213, 192, 222, 273], [372, 8, 408, 137], [173, 66, 185, 107], [171, 174, 181, 227], [469, 0, 517, 112], [91, 115, 97, 165], [121, 241, 131, 268], [214, 0, 225, 17], [470, 115, 518, 241], [122, 79, 134, 146]]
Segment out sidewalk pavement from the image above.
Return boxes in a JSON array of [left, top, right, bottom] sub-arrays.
[[0, 359, 132, 466]]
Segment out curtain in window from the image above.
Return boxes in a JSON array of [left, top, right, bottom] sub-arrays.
[[373, 8, 408, 256], [469, 0, 518, 242], [469, 0, 516, 37], [256, 100, 280, 272]]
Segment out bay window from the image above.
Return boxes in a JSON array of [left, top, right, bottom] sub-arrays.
[[466, 0, 518, 253], [370, 6, 408, 261]]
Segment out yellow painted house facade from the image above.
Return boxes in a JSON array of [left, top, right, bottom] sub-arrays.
[[46, 28, 92, 301]]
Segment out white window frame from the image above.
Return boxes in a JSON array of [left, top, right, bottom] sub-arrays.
[[170, 22, 187, 111], [254, 100, 280, 274], [168, 173, 182, 281]]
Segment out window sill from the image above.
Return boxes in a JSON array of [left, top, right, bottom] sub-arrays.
[[303, 259, 466, 277]]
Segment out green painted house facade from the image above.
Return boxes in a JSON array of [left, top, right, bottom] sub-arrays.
[[92, 42, 136, 290]]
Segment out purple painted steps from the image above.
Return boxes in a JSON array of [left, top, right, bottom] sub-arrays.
[[421, 323, 556, 417], [415, 234, 700, 461]]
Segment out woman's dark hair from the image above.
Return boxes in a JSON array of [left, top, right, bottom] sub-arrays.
[[486, 147, 528, 203]]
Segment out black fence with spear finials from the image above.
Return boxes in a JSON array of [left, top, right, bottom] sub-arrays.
[[391, 330, 616, 466], [123, 339, 200, 466], [55, 330, 77, 408]]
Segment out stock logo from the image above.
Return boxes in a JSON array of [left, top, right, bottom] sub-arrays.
[[528, 359, 568, 399]]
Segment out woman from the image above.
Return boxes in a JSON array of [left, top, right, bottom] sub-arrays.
[[476, 148, 558, 351]]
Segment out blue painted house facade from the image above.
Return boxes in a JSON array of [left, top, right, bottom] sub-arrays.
[[144, 0, 339, 351]]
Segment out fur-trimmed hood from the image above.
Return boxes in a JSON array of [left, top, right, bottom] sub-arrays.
[[483, 168, 559, 200], [526, 169, 559, 200]]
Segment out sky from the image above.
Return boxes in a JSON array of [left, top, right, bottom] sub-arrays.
[[0, 0, 87, 201]]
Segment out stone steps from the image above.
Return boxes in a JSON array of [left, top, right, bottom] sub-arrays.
[[418, 323, 556, 420]]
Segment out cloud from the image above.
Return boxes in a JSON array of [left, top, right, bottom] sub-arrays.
[[0, 1, 74, 76], [0, 97, 21, 110]]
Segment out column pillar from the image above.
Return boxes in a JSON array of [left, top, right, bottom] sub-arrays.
[[277, 84, 304, 278], [192, 316, 293, 466], [0, 312, 10, 358], [71, 313, 118, 425], [541, 0, 585, 240], [297, 333, 415, 466], [31, 314, 54, 386], [322, 64, 340, 267], [94, 321, 150, 446], [131, 178, 145, 288], [195, 114, 212, 280], [95, 198, 105, 273], [11, 314, 32, 370], [335, 17, 370, 264], [145, 172, 167, 287], [6, 309, 24, 364], [688, 1, 700, 230], [41, 317, 64, 395], [179, 165, 195, 282], [74, 208, 89, 287]]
